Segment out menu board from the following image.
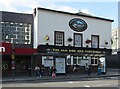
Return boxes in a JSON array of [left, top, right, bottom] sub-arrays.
[[55, 58, 65, 73]]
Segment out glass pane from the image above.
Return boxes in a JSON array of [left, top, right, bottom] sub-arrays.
[[55, 32, 63, 46], [74, 34, 82, 47], [92, 36, 99, 48], [67, 58, 71, 65], [91, 59, 94, 64], [95, 59, 98, 64], [73, 56, 77, 64]]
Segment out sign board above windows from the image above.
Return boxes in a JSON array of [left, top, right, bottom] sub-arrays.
[[69, 18, 87, 32]]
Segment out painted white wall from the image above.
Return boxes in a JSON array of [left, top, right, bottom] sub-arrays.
[[34, 9, 112, 49]]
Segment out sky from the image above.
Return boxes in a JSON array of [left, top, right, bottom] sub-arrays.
[[0, 0, 119, 29]]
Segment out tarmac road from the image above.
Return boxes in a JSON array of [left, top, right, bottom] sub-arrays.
[[2, 76, 119, 88]]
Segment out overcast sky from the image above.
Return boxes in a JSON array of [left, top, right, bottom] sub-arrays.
[[0, 0, 119, 29]]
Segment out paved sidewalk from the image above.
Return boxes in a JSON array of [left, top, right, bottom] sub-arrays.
[[2, 68, 120, 82]]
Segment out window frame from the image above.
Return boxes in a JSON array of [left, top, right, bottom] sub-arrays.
[[91, 56, 99, 66], [91, 35, 99, 48], [73, 33, 83, 47], [73, 56, 82, 65], [54, 31, 64, 46]]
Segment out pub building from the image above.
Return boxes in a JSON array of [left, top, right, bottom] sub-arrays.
[[33, 7, 114, 75]]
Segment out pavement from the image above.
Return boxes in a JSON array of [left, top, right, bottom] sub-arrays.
[[1, 68, 120, 82]]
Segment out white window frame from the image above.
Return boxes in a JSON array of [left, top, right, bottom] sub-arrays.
[[91, 56, 98, 66], [74, 33, 82, 47], [91, 35, 99, 48], [73, 56, 82, 65], [54, 31, 64, 46]]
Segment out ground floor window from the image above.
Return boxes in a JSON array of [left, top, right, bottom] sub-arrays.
[[67, 55, 71, 65], [91, 56, 98, 65], [42, 56, 54, 67], [73, 56, 82, 65]]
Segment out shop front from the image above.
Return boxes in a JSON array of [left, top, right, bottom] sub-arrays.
[[35, 45, 112, 75], [1, 42, 37, 76]]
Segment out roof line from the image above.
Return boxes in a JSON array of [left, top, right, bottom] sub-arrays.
[[37, 7, 114, 22], [1, 11, 33, 15]]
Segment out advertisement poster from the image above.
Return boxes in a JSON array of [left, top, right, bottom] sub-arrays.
[[99, 57, 106, 73], [55, 58, 65, 73], [44, 59, 53, 67]]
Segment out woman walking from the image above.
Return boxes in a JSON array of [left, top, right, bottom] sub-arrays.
[[35, 64, 41, 78], [52, 66, 57, 78]]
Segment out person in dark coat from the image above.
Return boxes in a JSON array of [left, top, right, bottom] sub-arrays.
[[52, 66, 57, 77], [85, 63, 90, 76]]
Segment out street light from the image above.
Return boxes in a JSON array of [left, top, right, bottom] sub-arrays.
[[114, 31, 118, 53]]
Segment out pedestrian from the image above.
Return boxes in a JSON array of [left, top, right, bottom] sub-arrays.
[[35, 64, 41, 78], [73, 65, 77, 72], [28, 64, 31, 76], [49, 66, 52, 76], [41, 67, 44, 75], [98, 60, 102, 75], [85, 63, 90, 76], [52, 66, 57, 78]]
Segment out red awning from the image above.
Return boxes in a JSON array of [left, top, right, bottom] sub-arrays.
[[14, 48, 37, 55], [0, 42, 37, 55]]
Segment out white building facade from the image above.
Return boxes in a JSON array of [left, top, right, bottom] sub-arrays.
[[34, 7, 113, 74]]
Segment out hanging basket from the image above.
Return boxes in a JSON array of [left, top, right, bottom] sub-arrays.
[[85, 39, 92, 44], [68, 37, 72, 42], [105, 42, 108, 45]]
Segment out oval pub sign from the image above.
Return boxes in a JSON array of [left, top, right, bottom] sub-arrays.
[[69, 18, 87, 32]]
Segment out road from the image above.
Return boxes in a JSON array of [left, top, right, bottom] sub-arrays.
[[2, 76, 119, 88]]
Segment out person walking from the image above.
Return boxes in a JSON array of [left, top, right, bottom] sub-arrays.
[[98, 60, 102, 75], [49, 66, 52, 76], [28, 64, 31, 76], [52, 66, 57, 78], [85, 63, 90, 76], [35, 64, 41, 78]]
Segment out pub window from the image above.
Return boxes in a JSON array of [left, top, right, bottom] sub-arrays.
[[74, 33, 82, 47], [67, 58, 71, 65], [54, 31, 64, 46], [78, 56, 82, 64], [91, 56, 98, 65], [91, 35, 99, 48], [73, 56, 82, 65], [73, 56, 77, 65]]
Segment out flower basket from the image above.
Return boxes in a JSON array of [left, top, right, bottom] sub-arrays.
[[68, 37, 72, 42], [85, 39, 92, 44]]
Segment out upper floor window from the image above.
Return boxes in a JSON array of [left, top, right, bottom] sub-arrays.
[[1, 22, 31, 44], [54, 31, 64, 46], [91, 35, 99, 48], [74, 33, 83, 47]]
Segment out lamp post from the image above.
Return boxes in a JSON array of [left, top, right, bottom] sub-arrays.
[[114, 31, 118, 53], [11, 39, 15, 80]]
